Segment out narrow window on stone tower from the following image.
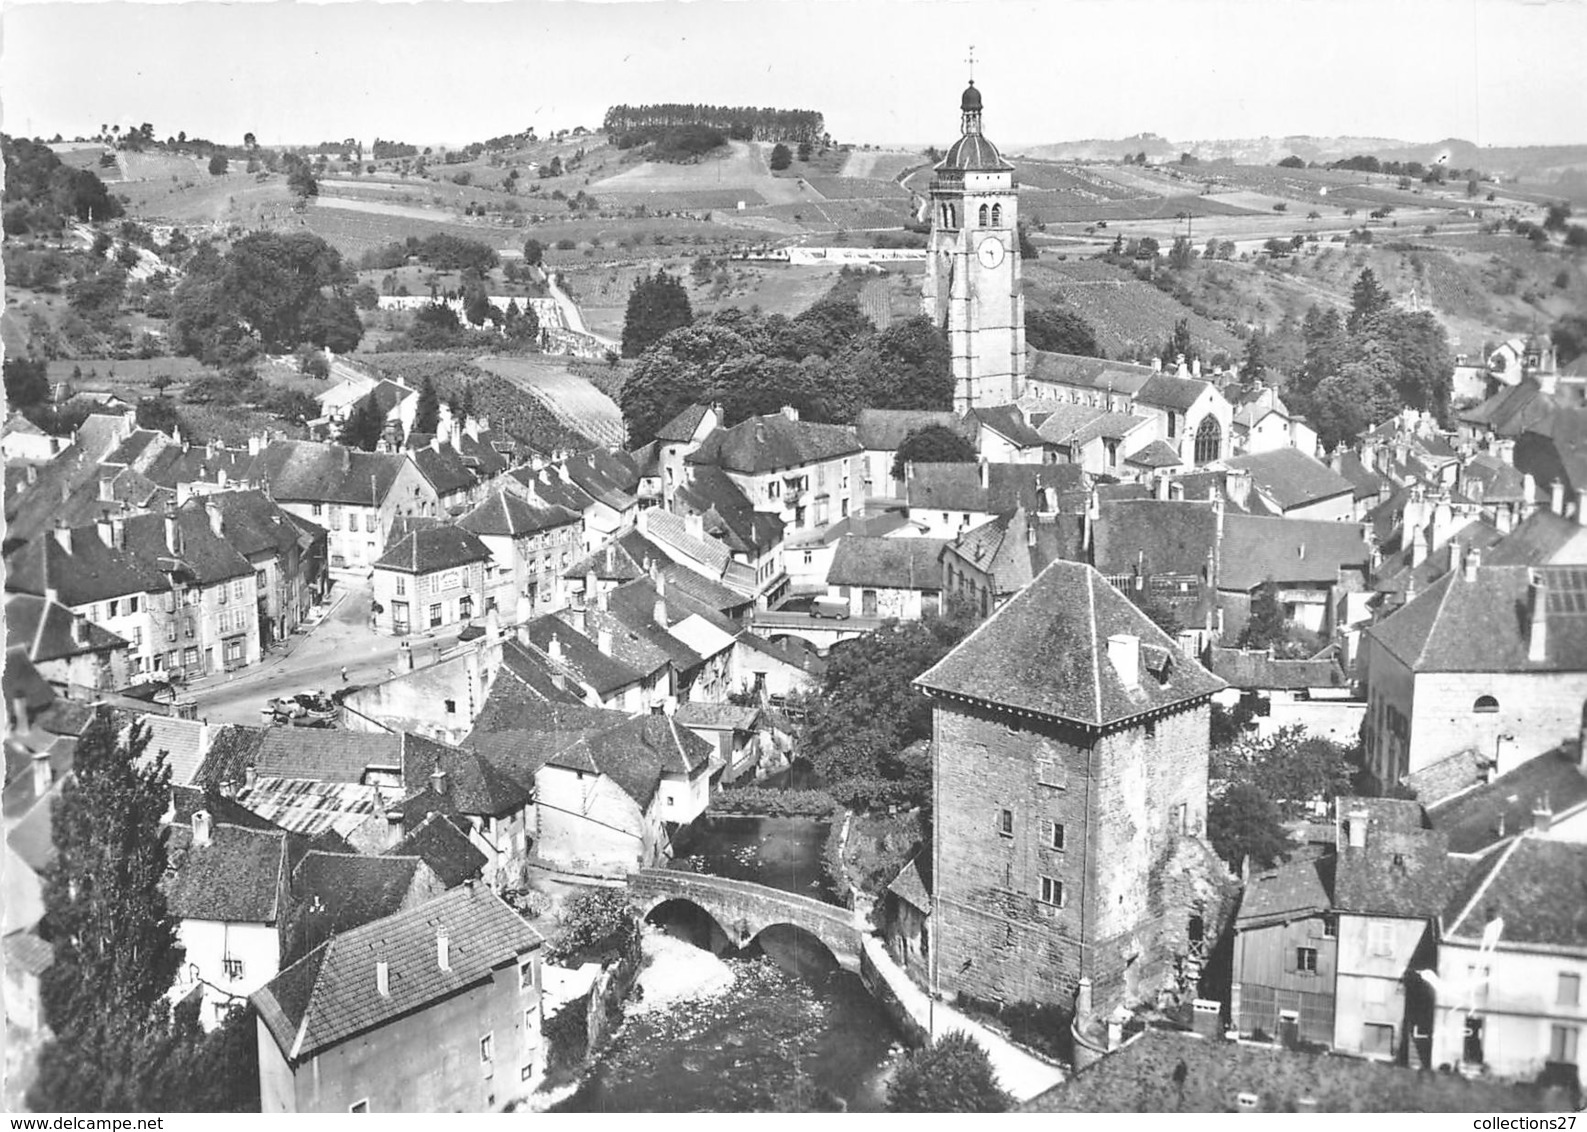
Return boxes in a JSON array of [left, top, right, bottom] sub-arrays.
[[978, 203, 989, 227], [992, 204, 1002, 226]]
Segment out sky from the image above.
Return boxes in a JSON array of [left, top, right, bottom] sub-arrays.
[[3, 0, 1585, 151]]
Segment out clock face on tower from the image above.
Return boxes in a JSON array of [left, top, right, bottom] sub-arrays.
[[977, 235, 1006, 269]]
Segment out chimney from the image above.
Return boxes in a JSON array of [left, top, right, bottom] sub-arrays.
[[465, 415, 480, 441], [244, 765, 258, 790], [1151, 356, 1162, 374], [10, 697, 30, 735], [571, 605, 587, 634], [583, 570, 598, 606], [1553, 479, 1567, 518], [1410, 524, 1428, 568], [1107, 633, 1140, 689], [191, 810, 213, 848], [98, 477, 114, 503], [1463, 545, 1481, 582], [1532, 794, 1552, 833], [1156, 475, 1170, 501], [1346, 809, 1368, 849], [72, 614, 90, 646], [684, 512, 704, 541], [486, 605, 500, 640], [780, 404, 799, 422], [340, 445, 351, 474], [1577, 488, 1587, 527], [437, 931, 452, 972], [248, 434, 262, 457], [597, 586, 610, 613], [1522, 472, 1538, 518], [1529, 570, 1549, 663], [206, 500, 223, 538], [978, 459, 990, 490], [376, 959, 390, 997], [550, 669, 567, 691], [164, 510, 181, 556], [1169, 481, 1185, 502], [97, 513, 114, 548], [654, 594, 668, 628], [400, 638, 414, 671], [430, 435, 441, 453], [597, 628, 613, 655], [430, 765, 449, 796], [549, 634, 563, 661], [52, 521, 72, 555], [1192, 357, 1202, 380]]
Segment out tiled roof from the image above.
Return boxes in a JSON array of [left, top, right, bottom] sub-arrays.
[[254, 884, 542, 1064], [163, 822, 288, 924], [525, 615, 645, 696], [657, 563, 754, 616], [637, 509, 732, 575], [1123, 439, 1183, 468], [733, 630, 829, 677], [685, 413, 860, 474], [917, 559, 1224, 728], [1217, 515, 1370, 592], [591, 580, 710, 670], [1457, 454, 1525, 505], [1373, 518, 1504, 597], [400, 734, 534, 817], [2, 930, 54, 976], [366, 380, 414, 418], [283, 850, 426, 965], [1026, 350, 1154, 397], [191, 724, 270, 790], [1208, 648, 1346, 691], [1427, 747, 1587, 855], [389, 813, 487, 888], [4, 524, 169, 607], [3, 648, 55, 719], [410, 443, 478, 498], [135, 715, 210, 787], [1334, 819, 1452, 919], [193, 490, 322, 562], [656, 403, 712, 443], [856, 409, 966, 451], [508, 465, 598, 515], [1369, 563, 1587, 672], [248, 729, 402, 783], [373, 524, 491, 574], [563, 536, 650, 583], [826, 536, 948, 590], [1459, 379, 1555, 437], [1137, 373, 1212, 413], [456, 490, 580, 539], [1236, 856, 1334, 928], [237, 775, 388, 839], [548, 715, 713, 808], [1443, 836, 1587, 948], [1402, 748, 1484, 809], [1336, 451, 1384, 500], [246, 440, 413, 507], [1521, 408, 1587, 490], [1022, 1027, 1567, 1113], [904, 462, 1084, 515], [1032, 402, 1109, 445], [6, 592, 126, 661], [675, 465, 784, 557], [886, 855, 932, 914], [1225, 448, 1354, 511], [1067, 412, 1151, 447], [967, 405, 1045, 448], [945, 508, 1082, 596], [1485, 510, 1587, 567], [561, 450, 639, 511], [1094, 499, 1218, 579], [674, 701, 760, 731]]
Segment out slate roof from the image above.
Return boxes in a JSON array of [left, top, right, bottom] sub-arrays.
[[1208, 648, 1346, 691], [1442, 836, 1587, 949], [1370, 563, 1587, 672], [1225, 448, 1355, 511], [388, 813, 486, 888], [1094, 499, 1218, 579], [373, 524, 491, 574], [1426, 747, 1587, 855], [1022, 1027, 1567, 1113], [1123, 439, 1183, 468], [1236, 856, 1335, 928], [456, 490, 580, 539], [409, 443, 478, 499], [855, 409, 966, 452], [938, 129, 1013, 172], [656, 403, 712, 444], [826, 537, 948, 590], [163, 822, 288, 923], [6, 592, 126, 661], [685, 413, 860, 474], [917, 559, 1224, 728], [4, 524, 170, 607], [246, 440, 412, 507], [547, 715, 714, 808], [254, 884, 542, 1064], [904, 462, 1084, 514], [525, 615, 645, 696], [1217, 515, 1370, 592]]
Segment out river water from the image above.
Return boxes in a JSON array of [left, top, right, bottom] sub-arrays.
[[552, 815, 906, 1113]]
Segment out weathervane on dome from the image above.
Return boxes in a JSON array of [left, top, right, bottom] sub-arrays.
[[965, 45, 976, 83]]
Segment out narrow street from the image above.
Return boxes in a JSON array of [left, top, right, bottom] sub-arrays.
[[186, 579, 472, 726]]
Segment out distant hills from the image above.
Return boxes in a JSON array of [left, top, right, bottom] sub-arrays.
[[1011, 134, 1587, 180]]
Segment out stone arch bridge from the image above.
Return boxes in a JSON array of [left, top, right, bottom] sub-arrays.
[[627, 868, 863, 972], [746, 611, 879, 652]]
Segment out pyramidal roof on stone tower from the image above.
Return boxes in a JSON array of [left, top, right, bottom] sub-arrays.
[[937, 79, 1014, 173]]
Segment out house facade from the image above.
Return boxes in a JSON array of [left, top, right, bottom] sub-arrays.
[[372, 525, 493, 636], [684, 408, 862, 533], [457, 491, 583, 624]]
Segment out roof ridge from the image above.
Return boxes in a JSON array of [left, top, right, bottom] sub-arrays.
[[1089, 569, 1102, 725], [1447, 834, 1526, 938]]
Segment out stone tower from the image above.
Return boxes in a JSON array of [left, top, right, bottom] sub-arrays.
[[921, 79, 1026, 412]]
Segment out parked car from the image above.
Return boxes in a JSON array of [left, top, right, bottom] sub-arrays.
[[810, 596, 850, 620]]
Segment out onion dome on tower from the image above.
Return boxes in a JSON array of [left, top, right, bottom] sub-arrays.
[[937, 79, 1014, 172]]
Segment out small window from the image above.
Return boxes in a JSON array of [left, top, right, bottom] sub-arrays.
[[1362, 1022, 1396, 1058], [1322, 915, 1337, 939], [348, 1100, 369, 1114], [1550, 1024, 1579, 1065], [445, 699, 457, 715], [1040, 876, 1064, 907], [1296, 947, 1318, 974], [222, 955, 244, 980], [1144, 719, 1157, 740], [991, 203, 1002, 227], [1473, 695, 1500, 714], [1560, 973, 1582, 1007], [978, 203, 989, 227], [480, 1033, 494, 1063], [998, 808, 1014, 837], [1368, 922, 1394, 957], [520, 958, 535, 992], [1045, 821, 1066, 851]]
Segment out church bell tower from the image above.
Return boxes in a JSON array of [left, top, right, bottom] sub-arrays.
[[921, 76, 1026, 411]]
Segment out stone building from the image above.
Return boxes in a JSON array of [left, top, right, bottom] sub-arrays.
[[916, 559, 1228, 1020]]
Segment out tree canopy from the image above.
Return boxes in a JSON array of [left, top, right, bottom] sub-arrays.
[[621, 269, 694, 359], [412, 377, 442, 435], [339, 395, 386, 451], [5, 356, 50, 408], [769, 143, 793, 171], [1208, 782, 1289, 873], [1025, 306, 1102, 357], [1238, 580, 1288, 652], [893, 423, 977, 479], [887, 1031, 1011, 1113]]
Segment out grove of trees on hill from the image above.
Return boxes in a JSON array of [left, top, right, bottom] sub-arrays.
[[619, 295, 953, 446], [602, 103, 826, 145], [2, 134, 124, 234]]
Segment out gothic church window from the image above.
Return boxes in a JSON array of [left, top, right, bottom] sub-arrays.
[[991, 204, 1002, 226], [1194, 416, 1222, 465], [978, 204, 989, 227]]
